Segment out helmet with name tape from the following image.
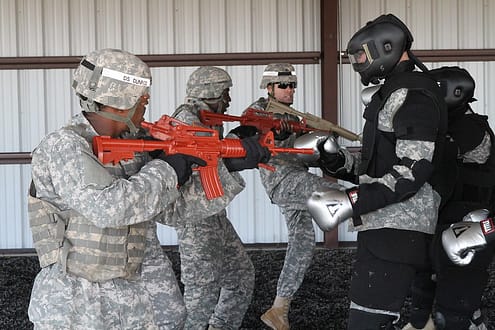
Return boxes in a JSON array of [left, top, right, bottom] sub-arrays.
[[72, 48, 151, 112], [260, 63, 297, 89]]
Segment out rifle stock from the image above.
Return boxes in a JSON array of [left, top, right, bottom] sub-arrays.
[[266, 100, 361, 142], [93, 115, 314, 200]]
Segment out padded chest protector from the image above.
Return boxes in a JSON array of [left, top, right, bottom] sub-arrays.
[[359, 71, 448, 195]]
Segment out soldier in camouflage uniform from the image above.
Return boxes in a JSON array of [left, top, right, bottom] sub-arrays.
[[305, 14, 448, 328], [27, 49, 248, 330], [171, 66, 271, 330], [240, 63, 342, 330]]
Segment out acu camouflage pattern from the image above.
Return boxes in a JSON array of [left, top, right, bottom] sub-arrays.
[[186, 66, 232, 99], [172, 101, 254, 329], [28, 112, 244, 329], [72, 48, 151, 110], [463, 130, 491, 164], [248, 97, 343, 297], [345, 88, 441, 234]]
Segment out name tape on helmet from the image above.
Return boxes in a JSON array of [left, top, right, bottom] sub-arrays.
[[102, 67, 151, 87], [263, 71, 296, 77]]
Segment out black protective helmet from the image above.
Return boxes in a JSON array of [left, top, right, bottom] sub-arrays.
[[346, 14, 413, 85], [429, 66, 476, 111]]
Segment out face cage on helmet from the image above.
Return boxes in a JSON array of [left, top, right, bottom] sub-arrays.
[[348, 43, 376, 73]]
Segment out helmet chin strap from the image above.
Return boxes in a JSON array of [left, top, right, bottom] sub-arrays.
[[204, 96, 225, 114], [84, 99, 140, 134]]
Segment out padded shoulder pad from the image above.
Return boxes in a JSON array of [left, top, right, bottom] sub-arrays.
[[380, 71, 447, 142], [449, 114, 489, 154], [393, 90, 440, 141]]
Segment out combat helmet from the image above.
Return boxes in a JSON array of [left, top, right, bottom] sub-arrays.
[[186, 66, 232, 99], [429, 66, 476, 113], [346, 14, 414, 85], [72, 48, 151, 133], [260, 63, 297, 89]]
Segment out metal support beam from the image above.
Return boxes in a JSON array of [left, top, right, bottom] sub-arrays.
[[0, 52, 320, 70], [321, 0, 340, 248]]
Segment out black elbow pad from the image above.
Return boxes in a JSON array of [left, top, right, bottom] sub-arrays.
[[394, 158, 434, 201]]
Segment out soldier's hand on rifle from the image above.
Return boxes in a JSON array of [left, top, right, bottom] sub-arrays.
[[228, 125, 259, 139], [273, 112, 300, 140], [151, 150, 207, 186], [224, 136, 271, 172]]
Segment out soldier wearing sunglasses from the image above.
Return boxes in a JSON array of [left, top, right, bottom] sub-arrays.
[[231, 63, 343, 330]]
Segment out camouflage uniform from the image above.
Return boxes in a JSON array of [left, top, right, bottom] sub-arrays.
[[172, 67, 255, 330], [248, 96, 342, 298], [28, 113, 245, 330], [28, 51, 245, 330]]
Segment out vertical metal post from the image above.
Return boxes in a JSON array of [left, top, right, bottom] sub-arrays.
[[321, 0, 340, 248]]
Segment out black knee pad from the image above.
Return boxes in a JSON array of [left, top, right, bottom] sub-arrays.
[[348, 309, 397, 330], [409, 307, 431, 329], [409, 272, 436, 328]]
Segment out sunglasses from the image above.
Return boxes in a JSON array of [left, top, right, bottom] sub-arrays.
[[276, 82, 297, 89]]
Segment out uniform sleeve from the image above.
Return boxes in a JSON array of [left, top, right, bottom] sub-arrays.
[[152, 105, 246, 225], [156, 161, 246, 225], [36, 133, 180, 228], [353, 90, 438, 216]]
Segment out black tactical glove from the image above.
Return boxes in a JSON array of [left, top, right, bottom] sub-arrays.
[[223, 136, 271, 172], [151, 151, 207, 186], [228, 125, 259, 139], [317, 141, 345, 176], [272, 112, 300, 140]]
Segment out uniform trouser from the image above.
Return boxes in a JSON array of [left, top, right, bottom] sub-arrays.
[[29, 249, 186, 330], [277, 208, 316, 297], [260, 166, 342, 298], [347, 229, 430, 330], [177, 215, 255, 330], [409, 202, 495, 329]]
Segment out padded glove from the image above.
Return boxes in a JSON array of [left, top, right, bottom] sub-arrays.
[[318, 136, 346, 176], [306, 188, 354, 231], [442, 210, 495, 266], [223, 136, 271, 172], [293, 131, 334, 165], [151, 150, 207, 186]]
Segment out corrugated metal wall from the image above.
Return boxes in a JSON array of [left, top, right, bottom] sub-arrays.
[[0, 0, 323, 248]]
